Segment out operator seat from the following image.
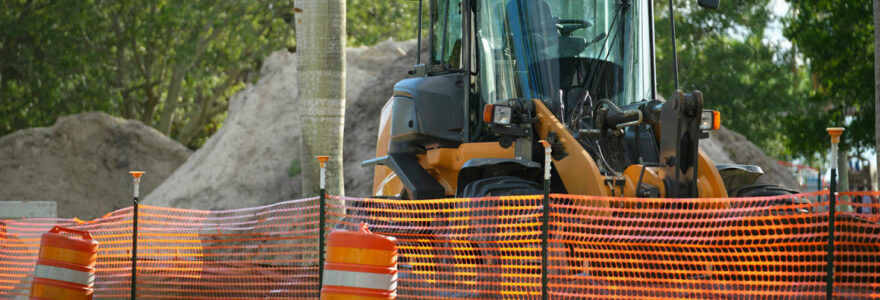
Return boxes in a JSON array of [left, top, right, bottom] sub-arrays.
[[509, 0, 557, 51]]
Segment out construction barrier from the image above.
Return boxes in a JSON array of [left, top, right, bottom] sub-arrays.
[[0, 191, 877, 299], [30, 226, 98, 300], [321, 223, 397, 299]]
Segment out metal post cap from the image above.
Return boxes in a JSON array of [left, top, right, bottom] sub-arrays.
[[129, 171, 145, 178], [316, 156, 331, 168], [826, 127, 844, 144]]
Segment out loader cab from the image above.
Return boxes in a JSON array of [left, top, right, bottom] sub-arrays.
[[375, 0, 730, 199], [425, 0, 657, 142]]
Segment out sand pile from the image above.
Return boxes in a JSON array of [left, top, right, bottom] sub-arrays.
[[700, 127, 800, 190], [0, 112, 191, 219], [144, 40, 424, 209]]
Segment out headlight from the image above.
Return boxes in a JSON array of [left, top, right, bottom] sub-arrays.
[[493, 105, 512, 125], [700, 110, 721, 130], [483, 104, 512, 125]]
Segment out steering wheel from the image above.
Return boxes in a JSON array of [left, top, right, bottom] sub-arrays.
[[556, 19, 592, 36]]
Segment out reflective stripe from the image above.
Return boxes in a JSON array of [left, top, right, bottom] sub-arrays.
[[34, 264, 94, 286], [328, 246, 395, 267], [323, 270, 397, 291], [31, 282, 92, 300], [40, 246, 95, 266]]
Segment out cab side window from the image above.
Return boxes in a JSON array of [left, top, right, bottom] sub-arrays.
[[432, 0, 462, 70]]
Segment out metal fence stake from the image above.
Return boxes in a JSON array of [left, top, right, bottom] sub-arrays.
[[316, 156, 330, 294], [826, 127, 843, 299], [539, 141, 551, 300], [129, 171, 144, 300]]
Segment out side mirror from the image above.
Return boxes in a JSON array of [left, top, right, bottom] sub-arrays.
[[698, 0, 720, 9]]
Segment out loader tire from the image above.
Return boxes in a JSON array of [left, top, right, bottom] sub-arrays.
[[730, 184, 799, 198], [454, 177, 579, 297], [723, 184, 819, 285], [459, 176, 543, 197]]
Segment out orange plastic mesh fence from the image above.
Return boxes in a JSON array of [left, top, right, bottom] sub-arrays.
[[0, 197, 321, 299], [836, 191, 880, 299], [332, 191, 878, 299], [1, 192, 878, 299]]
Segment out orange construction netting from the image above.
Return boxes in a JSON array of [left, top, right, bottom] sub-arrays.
[[0, 191, 877, 299], [0, 198, 322, 299]]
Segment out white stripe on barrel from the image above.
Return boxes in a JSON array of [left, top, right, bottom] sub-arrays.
[[323, 269, 397, 291], [34, 264, 95, 286]]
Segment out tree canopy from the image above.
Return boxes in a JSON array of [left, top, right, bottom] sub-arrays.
[[784, 0, 876, 157], [654, 0, 803, 158], [347, 0, 424, 46], [1, 0, 296, 147]]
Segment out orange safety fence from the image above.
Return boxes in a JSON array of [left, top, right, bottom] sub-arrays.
[[0, 198, 322, 299], [0, 191, 878, 299]]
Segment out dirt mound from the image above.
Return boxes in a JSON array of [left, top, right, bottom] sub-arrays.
[[144, 40, 423, 209], [701, 127, 800, 190], [143, 48, 303, 209], [0, 112, 191, 219]]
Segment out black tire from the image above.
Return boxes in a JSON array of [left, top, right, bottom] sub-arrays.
[[454, 177, 577, 297], [458, 176, 543, 198], [730, 184, 799, 198], [724, 184, 819, 285]]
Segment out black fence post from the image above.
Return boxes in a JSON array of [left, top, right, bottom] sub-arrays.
[[826, 169, 837, 299], [539, 141, 551, 300], [824, 127, 843, 299], [541, 178, 550, 300], [132, 195, 138, 300], [128, 171, 144, 300], [316, 156, 330, 294], [316, 156, 330, 297], [318, 188, 326, 292]]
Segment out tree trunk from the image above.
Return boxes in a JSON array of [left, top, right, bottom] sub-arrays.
[[294, 0, 346, 198], [874, 0, 880, 191], [158, 64, 186, 135]]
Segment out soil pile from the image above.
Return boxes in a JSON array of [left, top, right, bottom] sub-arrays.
[[0, 112, 191, 219], [701, 127, 800, 190], [144, 40, 424, 209]]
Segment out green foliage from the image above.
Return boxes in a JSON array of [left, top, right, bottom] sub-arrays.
[[288, 158, 302, 177], [0, 0, 295, 147], [0, 1, 116, 135], [654, 0, 803, 158], [347, 0, 425, 46], [784, 0, 875, 155]]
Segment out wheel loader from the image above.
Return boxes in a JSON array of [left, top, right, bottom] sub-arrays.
[[355, 0, 815, 286], [362, 0, 789, 202]]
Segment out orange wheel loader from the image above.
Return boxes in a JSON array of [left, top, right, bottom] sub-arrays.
[[358, 0, 805, 284]]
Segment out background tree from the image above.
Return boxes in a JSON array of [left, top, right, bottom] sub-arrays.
[[785, 0, 876, 189], [0, 0, 295, 147], [0, 1, 114, 136], [654, 0, 804, 159], [346, 0, 424, 46], [295, 0, 346, 198]]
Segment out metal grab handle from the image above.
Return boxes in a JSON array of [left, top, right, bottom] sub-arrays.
[[50, 226, 93, 240]]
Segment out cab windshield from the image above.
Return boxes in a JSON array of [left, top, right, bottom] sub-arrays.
[[474, 0, 652, 114]]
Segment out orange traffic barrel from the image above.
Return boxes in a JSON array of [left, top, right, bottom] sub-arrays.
[[321, 223, 398, 300], [30, 226, 98, 300]]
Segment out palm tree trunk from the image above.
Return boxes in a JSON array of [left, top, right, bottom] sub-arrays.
[[294, 0, 346, 198]]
